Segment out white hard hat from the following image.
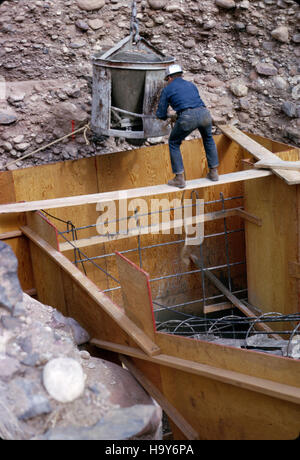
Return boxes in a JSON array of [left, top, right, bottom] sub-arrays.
[[165, 64, 183, 80]]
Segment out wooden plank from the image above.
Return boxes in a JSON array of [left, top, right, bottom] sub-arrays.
[[204, 302, 233, 314], [219, 125, 300, 185], [235, 209, 262, 226], [91, 338, 300, 406], [255, 159, 300, 171], [0, 230, 22, 240], [155, 331, 300, 387], [244, 174, 299, 317], [120, 355, 199, 441], [116, 253, 157, 342], [0, 169, 272, 215], [59, 208, 239, 252], [21, 225, 161, 357], [204, 269, 282, 340], [190, 255, 282, 340], [218, 125, 279, 161]]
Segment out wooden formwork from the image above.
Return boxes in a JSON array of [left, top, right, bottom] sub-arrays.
[[0, 127, 300, 440]]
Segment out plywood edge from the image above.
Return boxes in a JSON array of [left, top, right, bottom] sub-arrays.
[[219, 125, 300, 185], [116, 252, 157, 342], [91, 338, 300, 405], [26, 211, 60, 250], [0, 230, 23, 240], [0, 169, 272, 215]]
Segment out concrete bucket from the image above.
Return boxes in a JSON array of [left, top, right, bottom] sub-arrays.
[[91, 35, 175, 142]]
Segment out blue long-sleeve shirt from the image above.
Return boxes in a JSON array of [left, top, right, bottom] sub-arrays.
[[156, 77, 206, 120]]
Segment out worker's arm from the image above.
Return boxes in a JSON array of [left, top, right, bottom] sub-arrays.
[[156, 88, 169, 121]]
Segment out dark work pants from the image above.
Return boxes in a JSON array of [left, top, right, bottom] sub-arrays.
[[168, 107, 219, 174]]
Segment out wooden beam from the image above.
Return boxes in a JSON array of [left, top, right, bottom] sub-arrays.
[[21, 225, 161, 357], [204, 302, 233, 314], [0, 169, 272, 215], [190, 255, 282, 340], [254, 159, 300, 171], [0, 230, 22, 240], [59, 208, 239, 252], [91, 338, 300, 406], [219, 125, 300, 185], [120, 355, 199, 440], [235, 209, 262, 226]]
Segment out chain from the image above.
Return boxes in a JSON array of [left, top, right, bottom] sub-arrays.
[[130, 0, 141, 43]]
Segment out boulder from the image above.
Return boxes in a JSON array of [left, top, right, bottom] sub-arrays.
[[76, 0, 106, 11], [0, 111, 17, 125], [215, 0, 236, 9], [147, 0, 168, 10], [271, 26, 289, 43], [230, 80, 248, 97]]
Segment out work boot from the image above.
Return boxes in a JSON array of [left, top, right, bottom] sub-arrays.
[[167, 173, 185, 189], [207, 167, 219, 182]]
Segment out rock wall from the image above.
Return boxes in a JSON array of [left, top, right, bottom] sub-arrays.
[[0, 241, 162, 440], [0, 0, 299, 170]]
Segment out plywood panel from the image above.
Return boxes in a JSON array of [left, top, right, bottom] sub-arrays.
[[0, 171, 34, 290], [93, 339, 300, 439], [158, 363, 300, 440], [116, 253, 156, 341], [244, 175, 298, 317], [28, 242, 67, 315], [155, 332, 300, 387]]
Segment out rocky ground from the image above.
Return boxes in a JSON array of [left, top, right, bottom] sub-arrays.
[[0, 0, 299, 171], [0, 241, 162, 440]]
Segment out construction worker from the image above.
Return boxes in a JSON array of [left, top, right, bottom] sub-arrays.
[[156, 64, 219, 189]]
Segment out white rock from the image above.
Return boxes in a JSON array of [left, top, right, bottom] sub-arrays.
[[148, 0, 168, 10], [273, 76, 288, 90], [88, 19, 104, 30], [43, 358, 86, 403], [230, 80, 248, 97], [76, 0, 105, 11], [271, 26, 289, 43], [215, 0, 236, 9], [13, 135, 24, 144]]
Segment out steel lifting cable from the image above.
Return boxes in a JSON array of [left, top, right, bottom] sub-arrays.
[[130, 0, 141, 43]]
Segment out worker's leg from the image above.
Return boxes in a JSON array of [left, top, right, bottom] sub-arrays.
[[168, 122, 187, 174], [197, 110, 219, 170], [167, 120, 192, 188], [168, 112, 198, 173]]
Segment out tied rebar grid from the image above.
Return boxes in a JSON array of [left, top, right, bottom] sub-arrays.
[[50, 192, 244, 299], [42, 192, 300, 358]]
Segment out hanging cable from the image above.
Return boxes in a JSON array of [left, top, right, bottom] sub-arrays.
[[130, 0, 141, 44]]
